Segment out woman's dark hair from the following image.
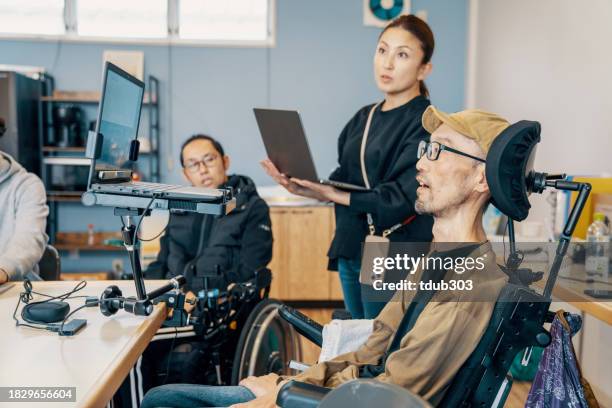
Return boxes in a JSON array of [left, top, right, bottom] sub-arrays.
[[380, 14, 435, 97], [180, 134, 225, 167]]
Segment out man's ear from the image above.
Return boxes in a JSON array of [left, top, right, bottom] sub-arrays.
[[473, 164, 489, 194], [223, 155, 230, 172], [418, 62, 433, 82]]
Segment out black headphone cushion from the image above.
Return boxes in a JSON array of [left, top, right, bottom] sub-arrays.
[[23, 301, 70, 324]]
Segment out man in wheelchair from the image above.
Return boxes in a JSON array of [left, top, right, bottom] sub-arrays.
[[141, 107, 512, 407], [145, 134, 273, 294], [138, 134, 274, 393]]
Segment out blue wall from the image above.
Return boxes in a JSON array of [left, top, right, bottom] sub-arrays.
[[0, 0, 468, 271]]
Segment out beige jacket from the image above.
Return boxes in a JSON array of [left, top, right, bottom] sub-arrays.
[[289, 242, 507, 406]]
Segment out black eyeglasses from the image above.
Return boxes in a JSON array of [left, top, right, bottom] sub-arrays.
[[417, 140, 486, 163], [183, 154, 220, 173]]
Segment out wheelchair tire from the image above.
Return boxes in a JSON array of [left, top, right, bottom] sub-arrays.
[[231, 298, 303, 385]]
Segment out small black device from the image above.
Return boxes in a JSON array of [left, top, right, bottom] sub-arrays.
[[278, 305, 323, 346], [583, 289, 612, 299], [22, 301, 70, 323], [13, 280, 89, 336], [253, 108, 370, 192]]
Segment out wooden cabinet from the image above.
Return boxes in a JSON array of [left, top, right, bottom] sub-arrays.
[[268, 206, 343, 301]]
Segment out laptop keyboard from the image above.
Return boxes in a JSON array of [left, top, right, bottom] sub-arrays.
[[128, 181, 178, 192], [93, 181, 179, 195]]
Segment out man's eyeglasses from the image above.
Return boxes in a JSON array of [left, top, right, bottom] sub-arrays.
[[184, 155, 219, 173], [417, 140, 486, 163]]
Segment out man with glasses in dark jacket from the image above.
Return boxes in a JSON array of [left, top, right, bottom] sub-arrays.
[[146, 134, 273, 294], [133, 134, 273, 399]]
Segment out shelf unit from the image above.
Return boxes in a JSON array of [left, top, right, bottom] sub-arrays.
[[38, 75, 161, 246], [54, 231, 124, 252]]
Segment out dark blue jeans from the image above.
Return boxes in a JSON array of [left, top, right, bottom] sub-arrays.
[[338, 257, 387, 319], [140, 384, 255, 408]]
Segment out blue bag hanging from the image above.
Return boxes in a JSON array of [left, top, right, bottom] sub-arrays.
[[526, 311, 600, 408]]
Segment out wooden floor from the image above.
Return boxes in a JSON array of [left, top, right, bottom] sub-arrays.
[[297, 308, 530, 408]]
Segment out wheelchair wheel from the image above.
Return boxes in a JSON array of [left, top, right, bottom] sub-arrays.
[[231, 299, 303, 385]]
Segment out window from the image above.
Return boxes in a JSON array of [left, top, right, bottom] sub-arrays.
[[0, 0, 274, 45], [0, 0, 64, 36], [76, 0, 167, 39], [179, 0, 270, 42]]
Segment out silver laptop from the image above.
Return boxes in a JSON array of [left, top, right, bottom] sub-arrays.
[[87, 63, 223, 202], [253, 108, 370, 192]]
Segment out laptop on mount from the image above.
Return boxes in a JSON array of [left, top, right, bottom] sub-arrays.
[[86, 62, 224, 202], [253, 108, 370, 192]]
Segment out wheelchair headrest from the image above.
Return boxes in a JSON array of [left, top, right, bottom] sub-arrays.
[[486, 120, 541, 221]]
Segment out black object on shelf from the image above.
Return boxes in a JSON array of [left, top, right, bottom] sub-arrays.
[[51, 105, 86, 147], [0, 70, 42, 175]]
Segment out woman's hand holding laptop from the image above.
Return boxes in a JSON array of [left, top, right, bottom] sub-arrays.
[[261, 159, 350, 205]]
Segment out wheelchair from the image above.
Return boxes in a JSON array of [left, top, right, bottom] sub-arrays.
[[273, 120, 593, 408], [133, 268, 302, 402], [276, 273, 556, 408]]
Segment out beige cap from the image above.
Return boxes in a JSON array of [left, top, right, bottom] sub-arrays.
[[422, 106, 510, 154]]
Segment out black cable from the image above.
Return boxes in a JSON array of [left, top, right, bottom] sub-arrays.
[[13, 280, 88, 331], [135, 196, 156, 243], [12, 295, 52, 332], [58, 304, 89, 334], [23, 280, 87, 308], [139, 224, 168, 242], [30, 291, 89, 300], [132, 194, 170, 241]]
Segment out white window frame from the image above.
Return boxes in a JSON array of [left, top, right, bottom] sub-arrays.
[[0, 0, 276, 47]]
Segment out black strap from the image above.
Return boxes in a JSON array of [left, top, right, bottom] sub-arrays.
[[359, 244, 484, 378], [359, 267, 442, 378]]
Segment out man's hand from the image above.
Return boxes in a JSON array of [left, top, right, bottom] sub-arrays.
[[239, 373, 279, 398], [184, 291, 197, 313], [260, 159, 327, 201], [0, 268, 8, 284]]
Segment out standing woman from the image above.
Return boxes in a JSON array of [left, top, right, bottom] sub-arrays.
[[262, 15, 435, 319]]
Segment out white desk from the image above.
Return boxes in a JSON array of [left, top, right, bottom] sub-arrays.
[[0, 280, 168, 408]]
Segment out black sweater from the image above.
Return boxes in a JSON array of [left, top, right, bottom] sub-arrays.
[[145, 174, 273, 292], [327, 95, 434, 269]]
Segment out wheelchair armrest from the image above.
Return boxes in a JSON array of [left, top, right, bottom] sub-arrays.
[[276, 380, 331, 408], [278, 305, 323, 347]]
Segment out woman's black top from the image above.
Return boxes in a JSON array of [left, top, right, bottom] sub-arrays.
[[327, 95, 434, 269]]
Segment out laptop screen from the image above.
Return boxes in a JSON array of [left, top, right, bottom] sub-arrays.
[[94, 63, 144, 172]]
